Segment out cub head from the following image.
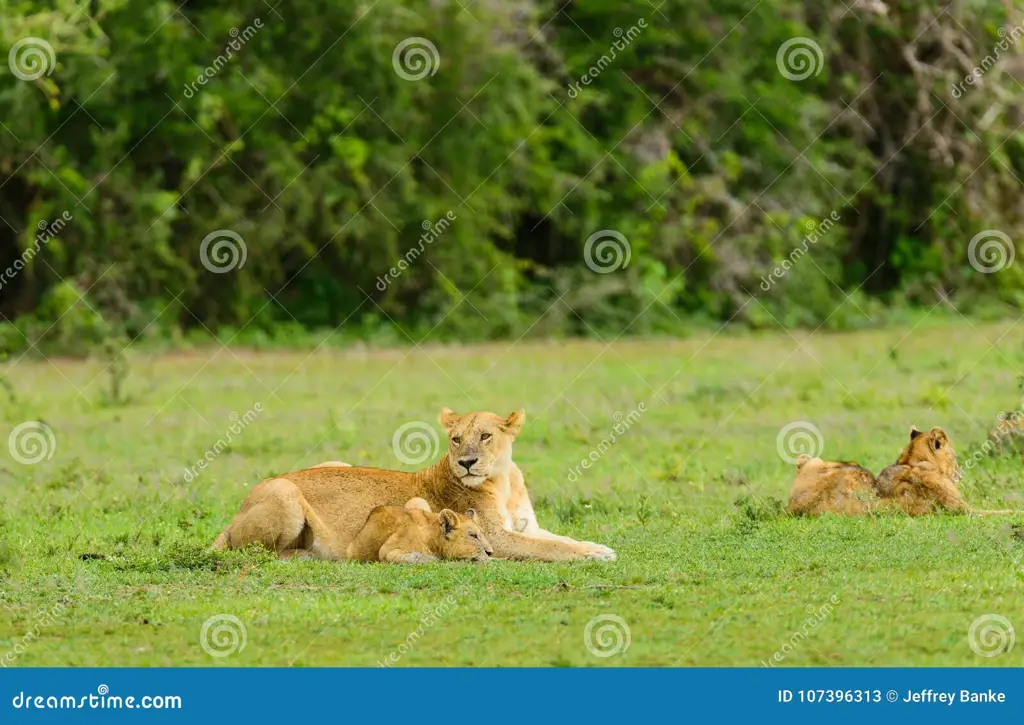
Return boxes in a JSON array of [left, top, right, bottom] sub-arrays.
[[439, 407, 524, 487], [436, 508, 492, 562], [898, 426, 962, 482]]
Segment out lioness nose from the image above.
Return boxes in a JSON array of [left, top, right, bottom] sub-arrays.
[[458, 457, 478, 471], [485, 548, 493, 557]]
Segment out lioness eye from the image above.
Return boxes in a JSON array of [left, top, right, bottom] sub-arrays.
[[469, 532, 479, 539], [480, 433, 491, 441], [452, 436, 461, 445]]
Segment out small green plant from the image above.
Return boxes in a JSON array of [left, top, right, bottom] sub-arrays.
[[99, 337, 131, 407], [734, 494, 786, 525], [635, 495, 652, 527]]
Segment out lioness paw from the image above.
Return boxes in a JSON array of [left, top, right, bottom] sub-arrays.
[[581, 544, 616, 562]]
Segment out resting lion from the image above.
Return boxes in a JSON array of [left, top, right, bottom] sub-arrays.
[[787, 426, 1017, 516], [875, 426, 1015, 516], [212, 408, 616, 561], [346, 500, 492, 563], [787, 455, 876, 515]]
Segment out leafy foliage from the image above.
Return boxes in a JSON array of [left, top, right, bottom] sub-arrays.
[[1, 0, 1021, 353]]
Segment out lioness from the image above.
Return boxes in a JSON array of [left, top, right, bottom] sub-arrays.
[[346, 504, 492, 563], [212, 408, 616, 561]]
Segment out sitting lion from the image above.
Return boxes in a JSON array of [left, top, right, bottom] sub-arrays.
[[875, 426, 1016, 515], [212, 408, 616, 561], [346, 499, 492, 563], [788, 426, 1017, 516], [871, 426, 962, 514]]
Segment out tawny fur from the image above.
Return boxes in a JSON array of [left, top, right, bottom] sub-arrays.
[[346, 506, 492, 563], [212, 408, 616, 561], [875, 426, 1013, 516], [787, 455, 877, 515], [787, 426, 1018, 517]]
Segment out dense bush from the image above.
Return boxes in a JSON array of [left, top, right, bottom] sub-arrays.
[[0, 0, 1022, 353]]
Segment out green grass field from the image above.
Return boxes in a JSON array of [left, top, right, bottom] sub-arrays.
[[2, 319, 1023, 666]]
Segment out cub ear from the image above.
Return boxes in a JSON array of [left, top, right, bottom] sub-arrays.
[[930, 426, 947, 439], [439, 408, 461, 432], [909, 426, 924, 441], [464, 508, 476, 520], [502, 408, 526, 436], [438, 509, 458, 536]]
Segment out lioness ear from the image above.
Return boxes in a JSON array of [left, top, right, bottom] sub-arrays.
[[438, 509, 458, 536], [502, 408, 526, 436], [909, 426, 924, 441], [439, 408, 461, 432], [464, 508, 476, 520]]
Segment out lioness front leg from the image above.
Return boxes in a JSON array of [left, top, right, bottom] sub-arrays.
[[483, 525, 615, 562], [507, 468, 603, 548]]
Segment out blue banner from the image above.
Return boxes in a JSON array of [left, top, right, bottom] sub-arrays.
[[2, 668, 1020, 723]]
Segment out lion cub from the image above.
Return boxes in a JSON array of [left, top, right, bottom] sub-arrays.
[[789, 426, 1016, 516], [787, 455, 877, 515], [346, 499, 493, 563], [873, 426, 1005, 515]]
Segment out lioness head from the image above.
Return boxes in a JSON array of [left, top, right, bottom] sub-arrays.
[[439, 408, 524, 487], [898, 426, 962, 482], [436, 508, 492, 562]]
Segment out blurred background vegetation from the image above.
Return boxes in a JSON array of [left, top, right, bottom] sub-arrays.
[[1, 0, 1023, 356]]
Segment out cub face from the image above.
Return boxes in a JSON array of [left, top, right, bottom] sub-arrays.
[[439, 407, 524, 487], [436, 508, 493, 562], [898, 426, 962, 482]]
